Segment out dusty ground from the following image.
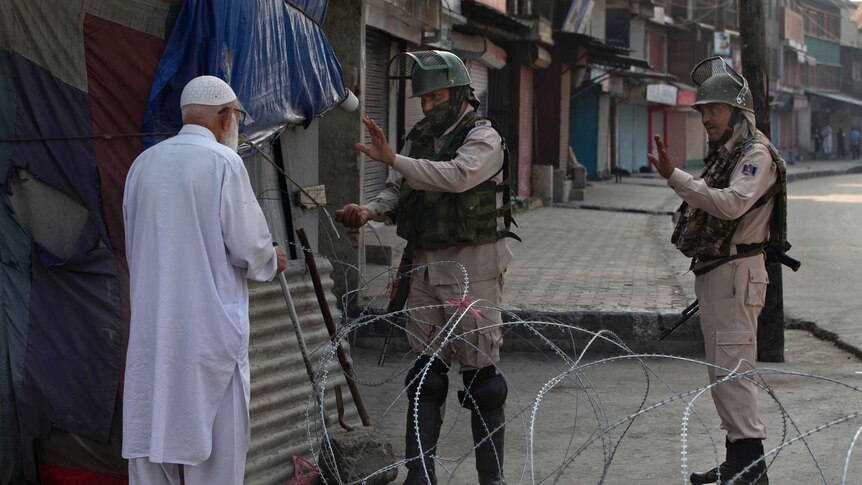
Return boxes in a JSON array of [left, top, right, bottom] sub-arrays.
[[344, 329, 862, 484]]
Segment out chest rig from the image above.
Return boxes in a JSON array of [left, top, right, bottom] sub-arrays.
[[672, 131, 787, 259], [396, 111, 519, 251]]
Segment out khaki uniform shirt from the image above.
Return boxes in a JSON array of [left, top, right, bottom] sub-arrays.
[[365, 107, 513, 285], [667, 137, 778, 248]]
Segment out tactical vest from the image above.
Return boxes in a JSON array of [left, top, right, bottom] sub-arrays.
[[396, 111, 519, 251], [672, 130, 788, 259]]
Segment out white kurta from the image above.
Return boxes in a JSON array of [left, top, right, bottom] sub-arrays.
[[122, 124, 277, 464]]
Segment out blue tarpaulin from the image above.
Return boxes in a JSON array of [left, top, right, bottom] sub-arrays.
[[144, 0, 347, 148]]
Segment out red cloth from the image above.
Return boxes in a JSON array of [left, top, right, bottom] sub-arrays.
[[39, 464, 128, 485]]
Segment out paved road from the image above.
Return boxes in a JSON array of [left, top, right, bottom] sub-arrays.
[[784, 173, 862, 352]]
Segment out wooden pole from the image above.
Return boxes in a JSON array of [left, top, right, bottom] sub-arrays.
[[738, 0, 784, 362], [296, 228, 374, 426]]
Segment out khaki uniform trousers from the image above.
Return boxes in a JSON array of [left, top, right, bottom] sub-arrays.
[[694, 253, 768, 442], [405, 269, 504, 372]]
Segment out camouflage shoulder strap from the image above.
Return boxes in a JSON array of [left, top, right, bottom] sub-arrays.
[[453, 114, 520, 241], [740, 133, 789, 248]]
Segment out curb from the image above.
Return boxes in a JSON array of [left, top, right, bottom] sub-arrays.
[[350, 307, 705, 356], [349, 166, 862, 355], [553, 165, 862, 216]]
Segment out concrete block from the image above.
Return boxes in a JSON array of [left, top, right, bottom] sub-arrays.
[[365, 243, 392, 266], [569, 188, 585, 201], [531, 165, 553, 206], [319, 427, 398, 484], [553, 169, 571, 203], [570, 164, 587, 189]]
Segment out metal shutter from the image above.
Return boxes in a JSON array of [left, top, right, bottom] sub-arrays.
[[468, 60, 489, 116], [404, 84, 424, 131], [517, 65, 534, 194], [363, 28, 391, 203]]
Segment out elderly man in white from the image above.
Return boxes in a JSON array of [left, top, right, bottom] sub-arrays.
[[122, 76, 287, 484]]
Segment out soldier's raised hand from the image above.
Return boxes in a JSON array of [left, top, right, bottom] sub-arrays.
[[647, 135, 676, 179], [355, 116, 396, 166]]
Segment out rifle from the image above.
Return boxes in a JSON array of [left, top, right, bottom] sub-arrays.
[[658, 248, 802, 341], [658, 299, 700, 341], [377, 252, 411, 366]]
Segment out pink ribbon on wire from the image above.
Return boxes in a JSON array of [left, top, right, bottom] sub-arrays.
[[444, 296, 483, 320]]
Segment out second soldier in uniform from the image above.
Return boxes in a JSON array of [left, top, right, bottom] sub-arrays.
[[649, 57, 787, 485]]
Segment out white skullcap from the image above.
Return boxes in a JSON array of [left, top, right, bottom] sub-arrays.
[[180, 75, 237, 107]]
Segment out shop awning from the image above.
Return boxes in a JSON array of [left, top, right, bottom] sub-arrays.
[[458, 0, 532, 39], [452, 32, 508, 69], [806, 89, 862, 108], [552, 31, 652, 70]]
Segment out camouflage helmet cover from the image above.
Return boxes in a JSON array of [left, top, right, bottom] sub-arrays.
[[386, 50, 472, 98], [690, 56, 753, 112]]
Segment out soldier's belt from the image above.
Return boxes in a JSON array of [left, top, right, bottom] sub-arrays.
[[692, 244, 765, 276]]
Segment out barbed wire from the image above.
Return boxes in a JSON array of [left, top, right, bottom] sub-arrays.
[[276, 234, 862, 484]]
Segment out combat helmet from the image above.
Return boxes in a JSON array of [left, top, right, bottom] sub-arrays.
[[387, 50, 472, 97], [690, 56, 753, 113]]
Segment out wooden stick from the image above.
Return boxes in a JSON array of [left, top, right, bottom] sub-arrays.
[[295, 228, 372, 427]]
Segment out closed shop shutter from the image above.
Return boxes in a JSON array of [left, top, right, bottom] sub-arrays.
[[363, 28, 391, 203], [616, 102, 649, 173], [558, 68, 572, 170], [468, 60, 489, 116], [517, 66, 534, 196], [404, 76, 424, 132]]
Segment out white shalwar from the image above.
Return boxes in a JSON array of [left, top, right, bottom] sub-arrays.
[[122, 124, 277, 478]]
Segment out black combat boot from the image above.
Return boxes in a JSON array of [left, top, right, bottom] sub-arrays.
[[403, 357, 449, 485], [731, 438, 768, 484], [690, 438, 769, 485], [402, 400, 442, 485], [690, 437, 737, 484], [472, 405, 506, 485]]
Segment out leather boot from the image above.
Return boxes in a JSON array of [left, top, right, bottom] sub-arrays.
[[690, 438, 769, 485], [472, 406, 506, 485], [402, 401, 443, 485], [731, 439, 768, 484], [690, 438, 736, 484]]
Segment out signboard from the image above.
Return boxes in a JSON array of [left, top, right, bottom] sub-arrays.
[[562, 0, 596, 34], [714, 31, 731, 57], [677, 89, 696, 106], [647, 83, 678, 106]]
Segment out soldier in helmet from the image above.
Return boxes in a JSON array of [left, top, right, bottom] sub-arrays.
[[648, 57, 787, 485], [335, 51, 517, 485]]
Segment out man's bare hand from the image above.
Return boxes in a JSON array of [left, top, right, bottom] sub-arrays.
[[647, 135, 676, 180], [355, 116, 396, 166], [335, 203, 373, 229], [275, 245, 288, 273]]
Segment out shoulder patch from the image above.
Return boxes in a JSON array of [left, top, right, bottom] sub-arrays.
[[741, 163, 758, 177], [473, 119, 491, 128]]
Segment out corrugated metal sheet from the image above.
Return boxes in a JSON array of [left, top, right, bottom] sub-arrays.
[[245, 258, 358, 484], [363, 27, 391, 204]]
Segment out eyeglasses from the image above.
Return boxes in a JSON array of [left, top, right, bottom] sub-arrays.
[[219, 107, 248, 126]]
